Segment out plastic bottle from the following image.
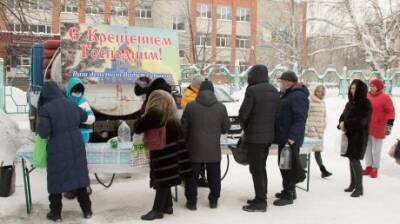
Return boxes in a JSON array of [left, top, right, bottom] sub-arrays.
[[118, 121, 131, 142], [279, 146, 292, 170]]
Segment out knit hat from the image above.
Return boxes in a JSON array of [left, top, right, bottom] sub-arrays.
[[199, 79, 214, 92], [370, 79, 384, 91], [279, 71, 298, 83]]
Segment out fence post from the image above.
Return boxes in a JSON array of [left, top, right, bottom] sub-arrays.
[[339, 67, 349, 97], [0, 58, 4, 112]]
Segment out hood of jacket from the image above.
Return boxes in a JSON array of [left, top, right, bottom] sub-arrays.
[[39, 81, 64, 106], [348, 79, 368, 104], [283, 83, 310, 98], [66, 77, 85, 103], [196, 90, 218, 107], [247, 65, 269, 86]]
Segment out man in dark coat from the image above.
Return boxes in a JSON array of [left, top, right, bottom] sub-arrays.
[[274, 71, 309, 206], [181, 80, 230, 210], [37, 81, 92, 221], [239, 65, 280, 212]]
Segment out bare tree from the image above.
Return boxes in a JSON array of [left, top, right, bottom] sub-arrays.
[[307, 0, 400, 73]]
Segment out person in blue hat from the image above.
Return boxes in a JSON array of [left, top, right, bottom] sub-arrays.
[[65, 77, 96, 144]]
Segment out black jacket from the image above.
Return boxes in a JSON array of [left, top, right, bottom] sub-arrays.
[[339, 79, 372, 160], [277, 84, 310, 148], [181, 90, 230, 162], [239, 65, 281, 144]]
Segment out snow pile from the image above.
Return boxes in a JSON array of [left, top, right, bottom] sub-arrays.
[[0, 112, 27, 165], [5, 86, 28, 113]]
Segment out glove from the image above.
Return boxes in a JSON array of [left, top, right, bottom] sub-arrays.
[[385, 125, 393, 136]]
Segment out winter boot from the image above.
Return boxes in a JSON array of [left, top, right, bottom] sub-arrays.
[[164, 207, 173, 215], [344, 185, 355, 192], [209, 200, 218, 209], [242, 202, 267, 212], [46, 212, 62, 222], [350, 188, 364, 197], [141, 210, 164, 221], [362, 166, 372, 175], [185, 202, 197, 211], [275, 190, 297, 200], [320, 166, 332, 178], [369, 168, 378, 178]]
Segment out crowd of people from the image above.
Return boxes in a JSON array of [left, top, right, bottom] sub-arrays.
[[35, 64, 396, 222]]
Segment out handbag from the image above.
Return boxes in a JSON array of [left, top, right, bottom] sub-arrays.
[[0, 161, 16, 197], [228, 135, 248, 165], [340, 133, 348, 156], [143, 101, 171, 151], [33, 134, 48, 168]]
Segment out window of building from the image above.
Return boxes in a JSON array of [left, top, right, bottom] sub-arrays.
[[111, 2, 128, 17], [27, 0, 52, 10], [196, 33, 211, 46], [236, 36, 250, 49], [237, 8, 250, 22], [197, 4, 211, 19], [136, 5, 152, 19], [61, 0, 78, 13], [14, 56, 31, 67], [216, 34, 230, 48], [11, 24, 52, 34], [173, 16, 185, 31], [217, 6, 231, 20], [86, 0, 104, 15], [179, 50, 185, 58]]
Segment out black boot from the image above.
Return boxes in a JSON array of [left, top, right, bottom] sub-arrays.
[[344, 185, 355, 192], [209, 200, 218, 209], [186, 202, 197, 211], [350, 188, 363, 197], [164, 207, 173, 215], [141, 210, 164, 221], [275, 190, 296, 200], [46, 212, 62, 222], [273, 191, 294, 206], [320, 166, 332, 178], [242, 202, 267, 212]]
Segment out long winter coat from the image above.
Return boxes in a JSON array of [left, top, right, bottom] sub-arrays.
[[339, 80, 372, 160], [368, 90, 395, 139], [181, 90, 230, 163], [134, 89, 192, 189], [239, 66, 280, 144], [277, 84, 310, 148], [305, 95, 326, 152], [37, 81, 89, 194]]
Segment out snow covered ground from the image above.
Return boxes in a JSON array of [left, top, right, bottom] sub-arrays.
[[1, 91, 400, 224]]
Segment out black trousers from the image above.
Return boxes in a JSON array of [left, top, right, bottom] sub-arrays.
[[247, 143, 270, 203], [185, 162, 221, 204], [49, 187, 91, 216], [349, 158, 363, 190], [278, 145, 300, 194], [152, 187, 173, 212]]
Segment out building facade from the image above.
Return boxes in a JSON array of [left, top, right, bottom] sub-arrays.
[[0, 0, 262, 75]]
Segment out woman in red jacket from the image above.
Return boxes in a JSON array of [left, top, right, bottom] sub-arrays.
[[363, 79, 395, 178]]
